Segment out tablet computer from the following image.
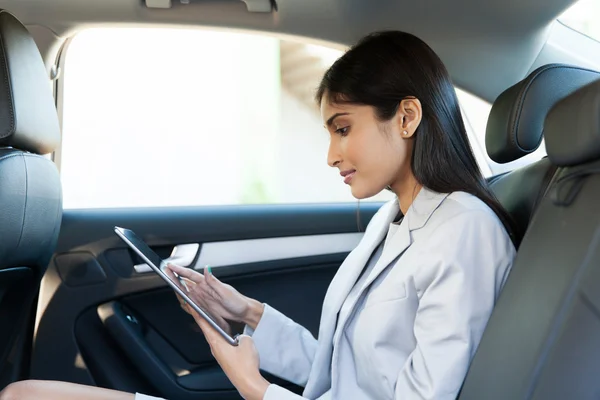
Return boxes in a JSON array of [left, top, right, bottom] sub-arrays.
[[114, 226, 239, 346]]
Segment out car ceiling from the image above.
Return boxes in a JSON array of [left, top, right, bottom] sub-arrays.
[[0, 0, 581, 102]]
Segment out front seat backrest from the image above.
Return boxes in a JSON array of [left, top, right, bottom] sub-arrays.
[[487, 64, 600, 244], [0, 10, 62, 387], [459, 78, 600, 400]]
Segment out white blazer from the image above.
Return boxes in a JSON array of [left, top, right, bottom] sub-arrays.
[[245, 187, 516, 400]]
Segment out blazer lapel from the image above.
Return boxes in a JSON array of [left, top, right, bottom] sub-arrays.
[[321, 199, 400, 319], [332, 187, 451, 344], [303, 199, 399, 399]]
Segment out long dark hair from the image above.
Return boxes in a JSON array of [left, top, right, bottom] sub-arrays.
[[316, 31, 519, 244]]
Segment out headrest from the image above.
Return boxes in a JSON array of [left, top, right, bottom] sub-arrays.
[[486, 64, 600, 163], [0, 10, 60, 155], [0, 148, 62, 270], [545, 79, 600, 167]]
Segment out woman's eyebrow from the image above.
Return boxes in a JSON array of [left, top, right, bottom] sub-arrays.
[[326, 112, 350, 128]]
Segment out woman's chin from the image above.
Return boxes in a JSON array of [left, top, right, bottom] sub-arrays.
[[350, 185, 383, 200]]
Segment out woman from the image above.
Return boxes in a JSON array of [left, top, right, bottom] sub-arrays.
[[0, 30, 516, 400]]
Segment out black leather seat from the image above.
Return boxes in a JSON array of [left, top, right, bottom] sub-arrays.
[[486, 64, 600, 245], [0, 11, 62, 388], [459, 79, 600, 399]]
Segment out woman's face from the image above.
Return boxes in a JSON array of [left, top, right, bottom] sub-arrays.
[[321, 96, 418, 199]]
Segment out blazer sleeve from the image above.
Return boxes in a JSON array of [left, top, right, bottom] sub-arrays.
[[260, 385, 332, 400], [394, 210, 515, 400], [243, 304, 318, 386]]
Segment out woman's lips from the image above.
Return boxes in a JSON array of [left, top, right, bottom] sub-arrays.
[[342, 171, 356, 184]]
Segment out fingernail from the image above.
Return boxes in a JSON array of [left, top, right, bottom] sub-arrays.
[[207, 266, 212, 275]]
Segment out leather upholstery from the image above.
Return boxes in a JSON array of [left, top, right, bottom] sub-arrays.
[[0, 10, 62, 386], [489, 157, 555, 243], [486, 64, 600, 163], [0, 9, 62, 270], [0, 10, 61, 154], [487, 64, 600, 245], [460, 73, 600, 400], [0, 148, 62, 270], [545, 79, 600, 167]]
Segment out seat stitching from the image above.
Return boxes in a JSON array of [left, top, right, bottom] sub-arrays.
[[13, 153, 28, 253], [0, 152, 21, 162]]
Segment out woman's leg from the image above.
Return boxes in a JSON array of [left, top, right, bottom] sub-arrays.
[[0, 380, 136, 400]]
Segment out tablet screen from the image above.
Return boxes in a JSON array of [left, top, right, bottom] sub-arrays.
[[114, 226, 238, 346]]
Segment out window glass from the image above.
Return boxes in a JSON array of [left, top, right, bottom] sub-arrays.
[[559, 0, 600, 42], [60, 28, 520, 209]]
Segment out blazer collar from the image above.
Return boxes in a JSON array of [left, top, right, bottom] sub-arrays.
[[375, 186, 450, 276], [403, 186, 451, 231]]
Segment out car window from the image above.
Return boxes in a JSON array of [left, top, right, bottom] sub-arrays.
[[58, 28, 531, 209], [559, 0, 600, 43]]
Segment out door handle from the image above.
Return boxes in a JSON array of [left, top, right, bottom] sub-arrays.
[[134, 243, 200, 273]]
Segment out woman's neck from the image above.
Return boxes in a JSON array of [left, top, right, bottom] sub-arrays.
[[390, 174, 422, 215]]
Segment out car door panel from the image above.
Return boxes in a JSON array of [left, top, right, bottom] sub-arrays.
[[31, 203, 379, 399]]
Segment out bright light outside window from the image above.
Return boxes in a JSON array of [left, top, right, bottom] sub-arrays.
[[60, 28, 374, 209], [559, 0, 600, 42], [59, 28, 522, 209]]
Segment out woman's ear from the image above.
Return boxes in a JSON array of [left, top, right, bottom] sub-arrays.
[[397, 97, 422, 138]]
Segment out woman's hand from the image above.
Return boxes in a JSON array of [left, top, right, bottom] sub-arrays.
[[166, 264, 265, 330], [188, 305, 270, 400]]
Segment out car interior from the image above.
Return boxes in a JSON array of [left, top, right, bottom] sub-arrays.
[[0, 0, 599, 399]]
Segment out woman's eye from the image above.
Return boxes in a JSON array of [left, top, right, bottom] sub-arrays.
[[335, 126, 350, 136]]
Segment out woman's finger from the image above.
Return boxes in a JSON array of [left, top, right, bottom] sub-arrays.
[[213, 314, 232, 335], [167, 264, 205, 282], [204, 266, 220, 286], [174, 293, 185, 305], [163, 266, 181, 284], [192, 310, 220, 345], [175, 293, 192, 312], [182, 277, 196, 286], [204, 267, 231, 298], [194, 277, 220, 302], [236, 334, 253, 347]]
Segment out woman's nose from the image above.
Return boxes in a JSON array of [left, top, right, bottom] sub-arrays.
[[327, 139, 341, 168]]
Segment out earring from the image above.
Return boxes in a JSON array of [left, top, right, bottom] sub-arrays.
[[403, 130, 408, 136]]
